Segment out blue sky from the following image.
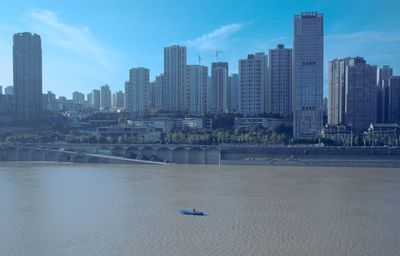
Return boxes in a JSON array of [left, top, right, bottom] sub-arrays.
[[0, 0, 399, 97]]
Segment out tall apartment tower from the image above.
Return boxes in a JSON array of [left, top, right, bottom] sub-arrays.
[[72, 91, 85, 104], [230, 73, 239, 113], [154, 74, 164, 111], [238, 53, 268, 116], [293, 12, 324, 137], [345, 57, 377, 131], [187, 65, 208, 115], [269, 44, 292, 117], [100, 84, 111, 111], [377, 65, 393, 123], [209, 62, 229, 113], [125, 67, 150, 117], [0, 86, 3, 95], [13, 32, 42, 121], [328, 58, 350, 125], [91, 89, 100, 110], [386, 77, 400, 123], [112, 90, 125, 109], [164, 45, 187, 112]]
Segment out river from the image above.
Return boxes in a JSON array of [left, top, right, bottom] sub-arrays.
[[1, 163, 399, 256]]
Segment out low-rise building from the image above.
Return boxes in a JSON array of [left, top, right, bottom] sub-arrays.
[[234, 117, 292, 129]]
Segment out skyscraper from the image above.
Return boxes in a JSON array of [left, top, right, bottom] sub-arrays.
[[0, 86, 3, 95], [377, 65, 393, 123], [209, 62, 229, 113], [112, 90, 125, 110], [4, 86, 13, 95], [386, 77, 400, 123], [100, 84, 111, 111], [91, 89, 100, 110], [269, 44, 292, 117], [238, 53, 268, 116], [345, 58, 377, 131], [293, 12, 324, 137], [164, 45, 187, 112], [328, 58, 350, 125], [187, 65, 208, 115], [125, 67, 150, 117], [13, 32, 42, 121], [230, 74, 239, 113]]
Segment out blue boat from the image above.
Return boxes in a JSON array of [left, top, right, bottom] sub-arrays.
[[179, 209, 205, 216]]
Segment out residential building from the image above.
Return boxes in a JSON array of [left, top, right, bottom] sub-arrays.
[[100, 84, 111, 111], [230, 74, 239, 112], [72, 91, 85, 104], [209, 62, 229, 113], [238, 53, 268, 116], [112, 90, 125, 110], [269, 44, 292, 117], [13, 32, 42, 121], [187, 65, 208, 115], [4, 86, 13, 95], [164, 45, 187, 112], [91, 89, 100, 110], [125, 67, 150, 117]]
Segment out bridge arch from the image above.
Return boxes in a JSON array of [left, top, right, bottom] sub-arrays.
[[172, 147, 188, 164], [72, 154, 86, 163], [31, 150, 45, 161], [142, 146, 156, 160], [44, 151, 58, 162], [188, 147, 205, 164], [87, 157, 101, 163], [58, 153, 71, 162], [205, 147, 220, 164], [111, 146, 125, 157], [18, 149, 31, 161], [156, 147, 172, 163], [125, 146, 140, 159]]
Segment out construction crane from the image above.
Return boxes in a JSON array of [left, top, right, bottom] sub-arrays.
[[215, 49, 222, 61]]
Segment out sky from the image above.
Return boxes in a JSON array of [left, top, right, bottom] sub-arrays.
[[0, 0, 399, 98]]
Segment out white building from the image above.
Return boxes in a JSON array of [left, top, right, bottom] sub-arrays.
[[187, 65, 208, 115], [238, 53, 268, 116], [125, 67, 150, 117], [164, 45, 187, 112], [293, 12, 324, 137]]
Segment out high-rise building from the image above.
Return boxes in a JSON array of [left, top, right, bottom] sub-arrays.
[[112, 90, 125, 110], [380, 76, 400, 124], [4, 86, 13, 95], [0, 86, 3, 95], [100, 84, 111, 111], [72, 91, 85, 104], [13, 32, 42, 121], [293, 12, 324, 137], [153, 74, 164, 111], [42, 91, 57, 112], [329, 57, 377, 131], [209, 62, 229, 113], [346, 58, 377, 131], [87, 93, 92, 105], [230, 74, 239, 113], [377, 65, 393, 123], [239, 53, 268, 116], [125, 67, 150, 117], [91, 89, 100, 110], [269, 44, 292, 117], [187, 65, 208, 115], [164, 45, 187, 112]]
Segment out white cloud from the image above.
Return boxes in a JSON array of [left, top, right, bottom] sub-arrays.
[[185, 23, 244, 51], [26, 9, 112, 70]]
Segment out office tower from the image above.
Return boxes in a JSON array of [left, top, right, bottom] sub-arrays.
[[0, 86, 2, 95], [91, 89, 100, 110], [72, 91, 85, 104], [100, 84, 111, 111], [209, 62, 229, 113], [13, 32, 42, 121], [187, 65, 208, 115], [164, 45, 187, 112], [230, 74, 239, 113], [269, 44, 292, 117], [238, 53, 268, 116], [112, 90, 125, 109], [5, 86, 13, 95], [346, 58, 377, 131], [125, 67, 150, 117], [293, 12, 324, 137], [377, 65, 393, 123]]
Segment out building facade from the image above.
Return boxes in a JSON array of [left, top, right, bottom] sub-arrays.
[[112, 90, 125, 110], [209, 62, 229, 113], [230, 74, 239, 113], [377, 65, 393, 123], [293, 12, 324, 137], [100, 84, 111, 111], [187, 65, 208, 115], [91, 89, 100, 110], [125, 67, 150, 117], [164, 45, 187, 112], [13, 32, 42, 121], [269, 44, 292, 117], [238, 53, 268, 116]]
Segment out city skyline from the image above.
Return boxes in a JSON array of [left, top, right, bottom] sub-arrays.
[[0, 0, 399, 97]]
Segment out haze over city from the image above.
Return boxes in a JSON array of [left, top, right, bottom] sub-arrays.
[[0, 0, 399, 97]]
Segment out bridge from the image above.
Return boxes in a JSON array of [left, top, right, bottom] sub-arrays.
[[0, 143, 221, 164]]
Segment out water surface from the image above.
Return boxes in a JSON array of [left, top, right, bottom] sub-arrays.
[[1, 163, 399, 256]]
